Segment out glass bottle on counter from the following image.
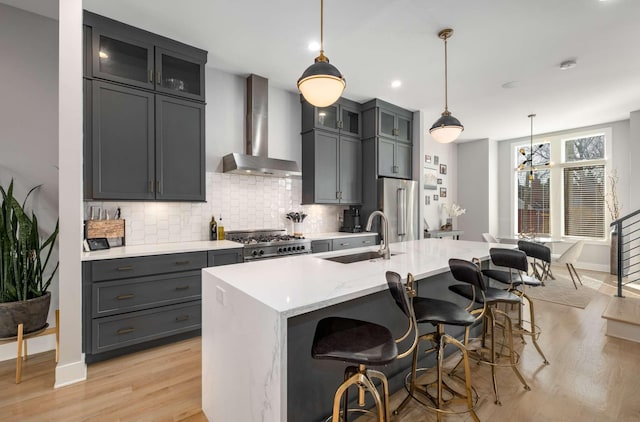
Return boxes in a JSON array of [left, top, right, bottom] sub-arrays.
[[209, 215, 218, 240], [217, 215, 225, 240]]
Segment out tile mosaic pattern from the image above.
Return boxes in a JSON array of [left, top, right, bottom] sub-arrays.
[[86, 172, 346, 245]]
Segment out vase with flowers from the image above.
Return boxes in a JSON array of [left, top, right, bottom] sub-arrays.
[[441, 203, 465, 231]]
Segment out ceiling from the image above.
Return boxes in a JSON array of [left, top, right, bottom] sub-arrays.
[[6, 0, 640, 142]]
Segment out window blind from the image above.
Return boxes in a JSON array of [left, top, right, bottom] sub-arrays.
[[517, 169, 550, 235], [563, 165, 605, 238]]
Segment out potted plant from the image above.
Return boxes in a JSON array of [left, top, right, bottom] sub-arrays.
[[0, 179, 59, 338]]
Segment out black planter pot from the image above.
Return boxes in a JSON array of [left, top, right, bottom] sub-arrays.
[[0, 292, 51, 338]]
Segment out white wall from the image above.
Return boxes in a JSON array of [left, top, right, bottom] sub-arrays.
[[418, 111, 459, 233], [56, 0, 87, 386], [457, 139, 490, 242], [496, 119, 632, 271], [0, 4, 60, 362], [630, 110, 640, 211]]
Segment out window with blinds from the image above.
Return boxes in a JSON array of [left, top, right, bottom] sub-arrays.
[[563, 165, 605, 238], [517, 169, 550, 235]]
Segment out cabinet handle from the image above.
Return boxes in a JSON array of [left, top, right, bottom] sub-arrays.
[[175, 260, 191, 266], [336, 191, 340, 199], [149, 69, 153, 82], [157, 71, 161, 85], [175, 315, 190, 322], [362, 240, 372, 244], [149, 181, 154, 193], [175, 285, 190, 291], [116, 266, 133, 271], [340, 243, 350, 247], [116, 294, 134, 300], [338, 120, 343, 129], [117, 327, 135, 335], [157, 181, 161, 194]]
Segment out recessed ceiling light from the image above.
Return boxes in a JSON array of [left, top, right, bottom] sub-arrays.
[[308, 41, 320, 52], [391, 80, 402, 88], [501, 81, 521, 89], [560, 59, 577, 70]]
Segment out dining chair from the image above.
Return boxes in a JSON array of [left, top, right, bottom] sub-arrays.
[[552, 240, 585, 289]]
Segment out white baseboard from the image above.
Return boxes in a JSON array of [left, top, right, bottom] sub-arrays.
[[54, 357, 87, 388]]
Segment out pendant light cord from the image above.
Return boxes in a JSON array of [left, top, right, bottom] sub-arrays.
[[320, 0, 324, 56], [444, 34, 449, 112]]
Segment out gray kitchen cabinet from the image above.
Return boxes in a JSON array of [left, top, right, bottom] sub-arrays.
[[311, 235, 378, 253], [207, 249, 243, 266], [85, 11, 206, 101], [83, 248, 241, 362], [362, 99, 413, 143], [155, 95, 205, 200], [332, 234, 378, 251], [302, 130, 361, 205], [361, 98, 413, 180], [311, 240, 332, 253], [301, 97, 361, 137], [88, 81, 205, 201], [84, 12, 207, 201]]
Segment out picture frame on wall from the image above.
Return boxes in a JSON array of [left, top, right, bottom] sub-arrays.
[[425, 195, 431, 205], [440, 187, 447, 198], [433, 194, 439, 201], [434, 155, 439, 165], [425, 154, 432, 164], [439, 164, 447, 175], [423, 167, 438, 190], [437, 178, 442, 185]]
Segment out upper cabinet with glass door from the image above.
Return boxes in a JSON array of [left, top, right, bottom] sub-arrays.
[[85, 12, 207, 101], [361, 99, 413, 143], [301, 97, 361, 137]]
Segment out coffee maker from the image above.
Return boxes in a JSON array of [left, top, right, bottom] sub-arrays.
[[340, 206, 362, 233]]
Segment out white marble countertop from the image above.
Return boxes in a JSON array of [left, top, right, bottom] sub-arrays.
[[81, 240, 243, 261], [304, 232, 378, 240], [203, 238, 500, 318]]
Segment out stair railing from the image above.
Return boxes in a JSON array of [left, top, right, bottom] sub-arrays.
[[611, 209, 640, 297]]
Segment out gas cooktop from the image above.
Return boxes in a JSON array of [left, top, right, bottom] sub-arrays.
[[225, 229, 311, 260]]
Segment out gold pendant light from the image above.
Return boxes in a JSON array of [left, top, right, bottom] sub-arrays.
[[430, 28, 464, 143], [297, 0, 346, 107]]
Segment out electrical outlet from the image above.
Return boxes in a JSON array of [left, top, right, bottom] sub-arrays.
[[216, 285, 226, 305]]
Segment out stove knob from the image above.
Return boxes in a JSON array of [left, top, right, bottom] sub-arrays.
[[287, 247, 292, 252], [252, 250, 258, 256], [277, 248, 282, 253], [259, 250, 264, 256], [301, 245, 306, 250], [296, 246, 301, 251]]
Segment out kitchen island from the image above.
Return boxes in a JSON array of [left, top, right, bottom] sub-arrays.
[[202, 238, 502, 421]]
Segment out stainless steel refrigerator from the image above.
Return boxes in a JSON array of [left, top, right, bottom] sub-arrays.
[[376, 178, 419, 243]]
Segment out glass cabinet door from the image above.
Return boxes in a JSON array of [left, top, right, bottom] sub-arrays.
[[379, 109, 396, 138], [155, 47, 205, 101], [397, 115, 412, 142], [92, 30, 154, 90], [340, 105, 361, 137], [315, 105, 339, 132]]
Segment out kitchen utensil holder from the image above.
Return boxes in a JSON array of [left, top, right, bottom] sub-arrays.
[[293, 222, 304, 237]]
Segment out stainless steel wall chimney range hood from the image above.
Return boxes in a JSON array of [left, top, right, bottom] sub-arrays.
[[222, 74, 302, 177]]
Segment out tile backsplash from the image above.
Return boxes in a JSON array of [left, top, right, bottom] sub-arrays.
[[85, 172, 347, 245]]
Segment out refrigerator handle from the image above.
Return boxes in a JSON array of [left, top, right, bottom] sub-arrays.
[[397, 188, 406, 236]]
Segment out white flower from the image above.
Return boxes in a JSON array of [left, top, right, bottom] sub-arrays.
[[442, 203, 466, 218]]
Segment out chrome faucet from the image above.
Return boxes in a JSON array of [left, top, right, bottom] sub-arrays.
[[366, 210, 391, 260]]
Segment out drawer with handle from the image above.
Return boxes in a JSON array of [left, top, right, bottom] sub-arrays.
[[332, 235, 378, 251], [91, 301, 201, 354], [92, 270, 201, 317], [90, 252, 207, 281]]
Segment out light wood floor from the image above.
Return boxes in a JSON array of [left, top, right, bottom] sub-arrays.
[[2, 272, 640, 421]]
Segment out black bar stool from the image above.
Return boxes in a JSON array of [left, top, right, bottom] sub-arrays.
[[517, 240, 552, 284], [449, 258, 531, 405], [391, 266, 481, 422], [482, 247, 549, 365], [311, 271, 419, 421]]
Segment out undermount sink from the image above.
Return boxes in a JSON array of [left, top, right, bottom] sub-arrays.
[[323, 251, 399, 264]]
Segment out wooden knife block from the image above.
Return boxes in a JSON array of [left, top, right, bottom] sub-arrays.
[[84, 219, 126, 245]]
